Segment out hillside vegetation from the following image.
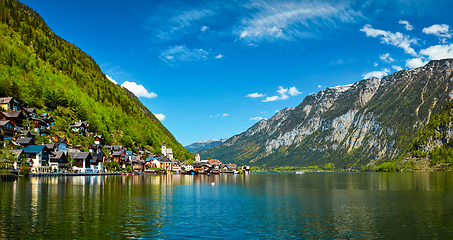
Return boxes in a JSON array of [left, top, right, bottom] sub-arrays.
[[0, 0, 192, 159]]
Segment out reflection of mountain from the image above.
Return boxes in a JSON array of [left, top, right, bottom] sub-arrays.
[[202, 59, 453, 169], [185, 139, 227, 154]]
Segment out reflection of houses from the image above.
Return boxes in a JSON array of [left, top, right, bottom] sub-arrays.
[[69, 152, 92, 173], [161, 141, 174, 160], [22, 145, 51, 173], [0, 120, 15, 140]]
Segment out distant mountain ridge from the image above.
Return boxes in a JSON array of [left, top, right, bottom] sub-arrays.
[[185, 139, 227, 155], [202, 59, 453, 169]]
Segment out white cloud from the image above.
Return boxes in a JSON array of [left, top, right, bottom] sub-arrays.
[[419, 44, 453, 60], [201, 26, 209, 31], [262, 86, 301, 102], [160, 45, 209, 63], [121, 81, 158, 99], [392, 65, 403, 71], [222, 113, 229, 117], [398, 20, 413, 31], [318, 85, 322, 88], [246, 92, 265, 98], [380, 53, 394, 63], [237, 1, 360, 42], [262, 96, 280, 102], [374, 62, 378, 67], [250, 116, 266, 121], [260, 111, 266, 113], [288, 86, 302, 96], [155, 113, 165, 121], [215, 54, 224, 59], [106, 75, 117, 85], [360, 24, 418, 56], [422, 24, 451, 41], [363, 68, 390, 79], [405, 58, 428, 68]]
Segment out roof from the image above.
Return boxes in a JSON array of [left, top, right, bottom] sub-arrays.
[[0, 120, 13, 127], [94, 135, 102, 139], [3, 111, 24, 118], [126, 150, 133, 156], [91, 152, 105, 164], [69, 152, 91, 160], [52, 151, 67, 159], [23, 108, 35, 114], [70, 121, 87, 128], [8, 149, 23, 160], [17, 137, 34, 145], [0, 97, 13, 104], [22, 145, 48, 154], [45, 143, 56, 149]]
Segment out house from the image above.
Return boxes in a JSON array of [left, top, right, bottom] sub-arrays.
[[52, 136, 67, 151], [69, 121, 88, 136], [0, 97, 17, 111], [31, 117, 48, 135], [22, 145, 51, 173], [69, 152, 92, 173], [18, 130, 36, 139], [21, 107, 36, 119], [93, 135, 102, 145], [91, 151, 105, 173], [152, 158, 174, 173], [0, 120, 15, 140], [49, 151, 68, 172], [161, 141, 174, 160], [41, 115, 54, 127], [45, 143, 57, 152], [0, 111, 26, 130], [172, 160, 181, 173], [8, 148, 24, 170], [88, 144, 102, 153], [16, 137, 35, 147]]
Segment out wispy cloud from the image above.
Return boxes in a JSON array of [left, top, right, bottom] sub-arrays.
[[121, 81, 158, 99], [236, 0, 361, 43], [392, 65, 403, 71], [222, 113, 229, 117], [160, 45, 209, 63], [155, 113, 165, 121], [380, 53, 394, 63], [250, 116, 265, 121], [398, 20, 413, 31], [363, 68, 390, 79], [201, 26, 209, 32], [215, 54, 224, 59], [422, 24, 451, 42], [246, 92, 265, 98], [360, 24, 418, 56], [262, 86, 301, 102]]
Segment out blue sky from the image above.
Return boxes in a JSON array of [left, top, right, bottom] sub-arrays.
[[20, 0, 453, 146]]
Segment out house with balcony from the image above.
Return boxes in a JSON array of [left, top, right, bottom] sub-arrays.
[[22, 145, 51, 173]]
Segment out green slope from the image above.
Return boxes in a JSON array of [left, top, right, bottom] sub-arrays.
[[0, 0, 192, 160]]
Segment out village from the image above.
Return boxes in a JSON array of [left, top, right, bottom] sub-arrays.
[[0, 97, 250, 176]]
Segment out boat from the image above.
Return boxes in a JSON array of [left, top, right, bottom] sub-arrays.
[[295, 171, 304, 174]]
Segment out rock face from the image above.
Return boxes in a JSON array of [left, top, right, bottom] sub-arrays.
[[185, 139, 227, 155], [202, 59, 453, 168]]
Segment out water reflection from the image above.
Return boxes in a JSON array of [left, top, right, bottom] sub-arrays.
[[1, 172, 453, 239]]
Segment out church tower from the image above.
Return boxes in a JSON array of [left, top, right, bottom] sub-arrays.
[[161, 141, 167, 157], [195, 142, 201, 162]]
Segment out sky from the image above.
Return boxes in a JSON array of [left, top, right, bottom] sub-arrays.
[[20, 0, 453, 146]]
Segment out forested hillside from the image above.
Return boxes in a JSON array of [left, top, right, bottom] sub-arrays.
[[0, 0, 192, 159]]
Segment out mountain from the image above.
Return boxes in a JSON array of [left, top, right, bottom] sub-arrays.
[[0, 0, 192, 159], [202, 59, 453, 169], [185, 139, 227, 155]]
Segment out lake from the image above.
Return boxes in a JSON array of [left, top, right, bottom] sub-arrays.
[[1, 172, 453, 239]]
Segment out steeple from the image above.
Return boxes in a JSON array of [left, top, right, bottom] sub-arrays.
[[195, 142, 201, 162]]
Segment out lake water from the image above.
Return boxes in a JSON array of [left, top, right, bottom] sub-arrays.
[[1, 172, 453, 239]]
